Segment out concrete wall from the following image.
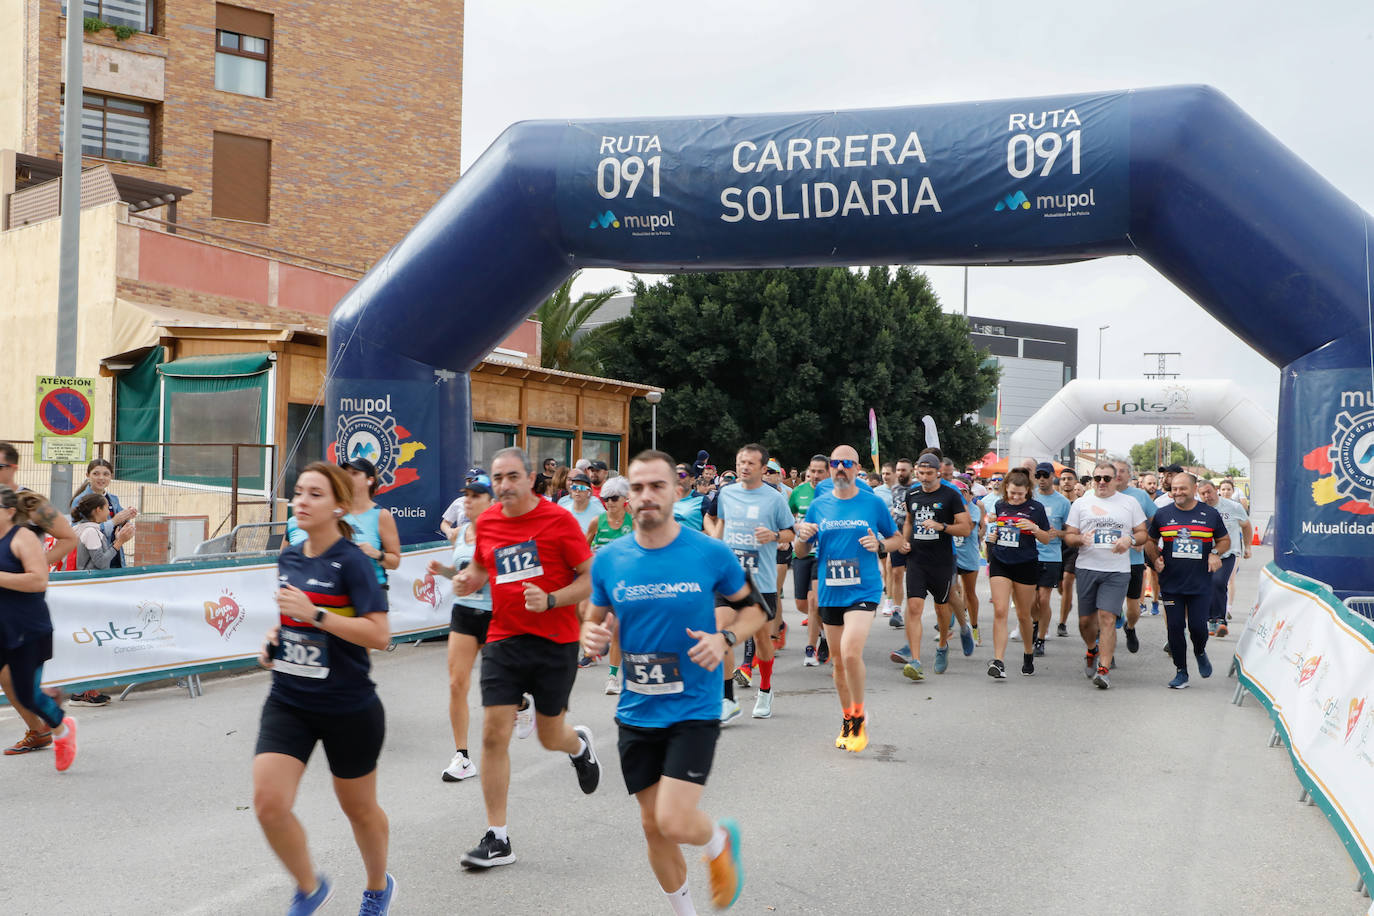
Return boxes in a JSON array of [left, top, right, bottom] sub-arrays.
[[0, 0, 26, 150]]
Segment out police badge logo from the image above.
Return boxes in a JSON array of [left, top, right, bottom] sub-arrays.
[[337, 410, 399, 489], [1326, 409, 1374, 504]]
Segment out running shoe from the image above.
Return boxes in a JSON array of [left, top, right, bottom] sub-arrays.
[[752, 691, 773, 719], [1125, 627, 1140, 654], [69, 690, 110, 706], [732, 666, 753, 688], [1207, 620, 1218, 636], [836, 716, 852, 749], [53, 717, 77, 772], [1093, 667, 1110, 690], [721, 698, 742, 725], [1168, 670, 1190, 689], [890, 645, 912, 664], [358, 873, 397, 916], [804, 645, 819, 667], [934, 646, 949, 674], [461, 831, 515, 869], [972, 625, 982, 647], [817, 638, 830, 665], [287, 874, 333, 916], [846, 716, 869, 753], [1115, 615, 1124, 630], [1196, 652, 1214, 678], [569, 725, 600, 794], [1056, 623, 1068, 637], [772, 619, 787, 651], [959, 625, 974, 656], [1084, 650, 1098, 680], [577, 654, 597, 668], [889, 609, 904, 628], [4, 729, 52, 755], [442, 751, 477, 782], [1032, 621, 1040, 643], [903, 661, 925, 681], [705, 819, 745, 909], [515, 694, 535, 740], [1151, 601, 1161, 616], [1215, 622, 1228, 638], [604, 674, 620, 695], [987, 659, 1007, 679], [1008, 627, 1020, 642], [1033, 638, 1046, 658], [1021, 655, 1035, 677]]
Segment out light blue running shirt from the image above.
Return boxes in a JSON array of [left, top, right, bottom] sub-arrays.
[[591, 529, 745, 728], [954, 500, 983, 571], [1032, 490, 1072, 562], [801, 489, 896, 608], [715, 483, 794, 594]]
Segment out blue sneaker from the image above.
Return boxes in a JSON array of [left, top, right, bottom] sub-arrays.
[[359, 873, 397, 916], [934, 646, 949, 674], [889, 609, 904, 629], [959, 625, 975, 657], [1115, 614, 1125, 630], [288, 875, 333, 916], [1196, 652, 1213, 678], [890, 645, 912, 664], [1168, 670, 1190, 689], [1151, 601, 1161, 616]]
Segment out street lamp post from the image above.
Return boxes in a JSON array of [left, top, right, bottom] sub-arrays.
[[1096, 325, 1110, 458], [646, 390, 662, 450]]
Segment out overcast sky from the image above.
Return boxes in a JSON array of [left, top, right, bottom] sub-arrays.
[[459, 0, 1374, 471]]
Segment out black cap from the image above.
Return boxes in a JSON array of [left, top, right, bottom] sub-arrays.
[[589, 460, 608, 471], [340, 456, 377, 479], [1161, 463, 1184, 473], [916, 454, 940, 469]]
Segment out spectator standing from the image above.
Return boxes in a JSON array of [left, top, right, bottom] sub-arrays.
[[69, 458, 137, 568], [72, 494, 135, 570]]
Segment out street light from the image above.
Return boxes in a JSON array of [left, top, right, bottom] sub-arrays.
[[646, 390, 663, 450], [1096, 325, 1110, 458]]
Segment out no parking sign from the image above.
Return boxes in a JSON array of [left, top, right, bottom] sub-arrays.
[[34, 376, 95, 463]]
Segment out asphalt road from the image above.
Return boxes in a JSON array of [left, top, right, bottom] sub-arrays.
[[3, 546, 1367, 915]]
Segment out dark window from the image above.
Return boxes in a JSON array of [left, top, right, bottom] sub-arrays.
[[283, 404, 325, 500], [215, 5, 273, 98], [212, 131, 271, 223], [60, 91, 155, 164], [63, 0, 155, 33]]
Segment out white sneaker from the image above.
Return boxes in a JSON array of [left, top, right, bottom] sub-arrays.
[[752, 690, 773, 719], [514, 693, 535, 740], [604, 674, 620, 695], [1008, 628, 1019, 642], [879, 599, 894, 617], [442, 751, 477, 782], [721, 698, 742, 725]]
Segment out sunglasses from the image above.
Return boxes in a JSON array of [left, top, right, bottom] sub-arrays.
[[829, 459, 857, 469], [1092, 474, 1115, 483], [990, 477, 1003, 483], [722, 474, 737, 480], [677, 470, 689, 479], [603, 495, 622, 502], [1034, 471, 1051, 478], [570, 484, 590, 492]]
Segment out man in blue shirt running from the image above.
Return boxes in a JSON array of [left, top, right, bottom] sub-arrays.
[[795, 445, 902, 753], [583, 450, 770, 913]]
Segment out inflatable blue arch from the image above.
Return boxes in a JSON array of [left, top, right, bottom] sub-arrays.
[[325, 85, 1374, 595]]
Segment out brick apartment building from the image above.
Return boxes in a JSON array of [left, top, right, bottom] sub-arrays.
[[2, 0, 462, 270]]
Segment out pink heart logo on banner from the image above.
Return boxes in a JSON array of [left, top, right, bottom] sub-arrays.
[[204, 594, 243, 637], [1349, 698, 1366, 744], [413, 574, 438, 608]]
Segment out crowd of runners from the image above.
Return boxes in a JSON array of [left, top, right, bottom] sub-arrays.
[[0, 438, 1255, 915]]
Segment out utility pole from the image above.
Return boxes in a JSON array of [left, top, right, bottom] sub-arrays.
[[1143, 351, 1181, 470], [52, 6, 85, 511]]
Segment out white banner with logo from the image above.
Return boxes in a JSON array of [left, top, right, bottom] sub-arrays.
[[1235, 563, 1374, 896], [40, 544, 455, 689]]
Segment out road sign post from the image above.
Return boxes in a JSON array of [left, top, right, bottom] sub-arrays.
[[35, 375, 95, 464]]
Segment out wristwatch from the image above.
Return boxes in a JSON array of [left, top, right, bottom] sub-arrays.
[[313, 608, 326, 625], [546, 591, 558, 610], [721, 629, 737, 647]]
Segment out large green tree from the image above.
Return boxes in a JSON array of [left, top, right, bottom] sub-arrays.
[[1129, 438, 1201, 472], [596, 267, 997, 467], [533, 272, 619, 374]]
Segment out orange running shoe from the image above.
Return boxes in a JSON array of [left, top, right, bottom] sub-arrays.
[[5, 729, 53, 755], [835, 716, 852, 749], [53, 717, 77, 772], [704, 819, 744, 909], [846, 715, 869, 753]]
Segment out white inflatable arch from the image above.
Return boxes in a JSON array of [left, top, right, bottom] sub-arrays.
[[1009, 379, 1275, 531]]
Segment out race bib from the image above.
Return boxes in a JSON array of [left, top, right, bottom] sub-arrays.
[[912, 514, 938, 541], [732, 548, 761, 572], [997, 526, 1021, 547], [1092, 525, 1122, 547], [623, 652, 684, 695], [952, 535, 966, 548], [493, 539, 544, 584], [985, 523, 999, 544], [825, 557, 861, 587], [273, 628, 330, 679], [1173, 530, 1203, 559]]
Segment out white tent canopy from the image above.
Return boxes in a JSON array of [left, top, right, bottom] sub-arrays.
[[1008, 379, 1275, 531]]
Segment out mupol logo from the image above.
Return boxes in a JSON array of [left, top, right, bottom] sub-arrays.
[[612, 580, 704, 602], [995, 190, 1030, 212], [589, 211, 620, 229]]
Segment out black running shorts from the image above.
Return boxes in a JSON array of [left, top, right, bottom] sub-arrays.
[[905, 556, 954, 603], [819, 601, 879, 627], [987, 556, 1039, 586], [791, 555, 818, 600], [617, 718, 720, 795], [1062, 546, 1078, 576], [450, 603, 491, 644], [255, 694, 385, 779], [1036, 561, 1064, 590], [1127, 564, 1145, 600], [889, 547, 908, 568], [479, 634, 579, 716]]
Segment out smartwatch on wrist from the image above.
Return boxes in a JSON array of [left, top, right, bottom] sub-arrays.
[[313, 608, 326, 625], [546, 591, 557, 610], [721, 629, 737, 647]]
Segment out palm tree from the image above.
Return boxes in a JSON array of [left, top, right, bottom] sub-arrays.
[[534, 272, 620, 374]]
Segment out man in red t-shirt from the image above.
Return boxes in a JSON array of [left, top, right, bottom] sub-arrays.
[[453, 446, 599, 869]]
